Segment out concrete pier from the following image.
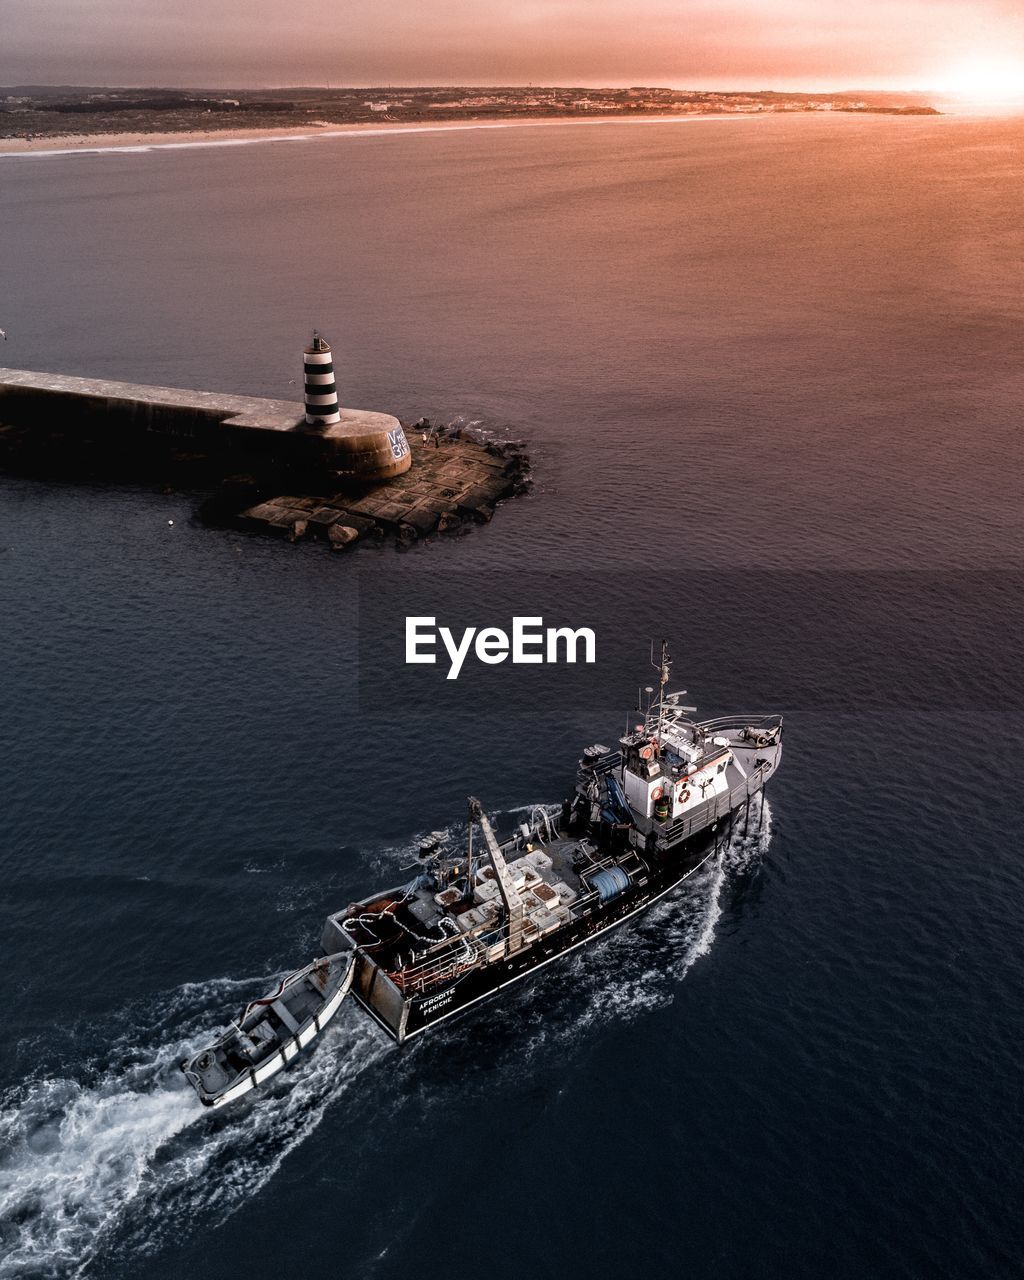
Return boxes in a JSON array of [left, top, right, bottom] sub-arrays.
[[0, 367, 530, 549], [0, 367, 411, 483]]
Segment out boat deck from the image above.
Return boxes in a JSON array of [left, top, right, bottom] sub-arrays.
[[539, 838, 585, 893]]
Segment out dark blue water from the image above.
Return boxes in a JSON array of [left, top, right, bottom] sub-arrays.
[[1, 113, 1022, 1278]]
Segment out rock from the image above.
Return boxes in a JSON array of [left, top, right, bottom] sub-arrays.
[[216, 425, 527, 552], [328, 524, 360, 550], [401, 505, 443, 535], [306, 506, 345, 536], [324, 507, 377, 535], [456, 484, 503, 516], [238, 501, 305, 536]]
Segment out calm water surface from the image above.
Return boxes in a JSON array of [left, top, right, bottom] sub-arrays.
[[0, 113, 1022, 1278]]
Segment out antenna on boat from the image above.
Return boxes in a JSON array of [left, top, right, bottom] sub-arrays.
[[646, 638, 672, 735], [466, 799, 474, 896]]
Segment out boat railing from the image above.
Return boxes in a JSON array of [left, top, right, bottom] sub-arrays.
[[578, 716, 780, 781], [576, 751, 622, 788], [389, 942, 485, 994], [699, 713, 783, 736], [654, 756, 774, 848]]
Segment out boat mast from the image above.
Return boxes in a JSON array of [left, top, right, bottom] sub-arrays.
[[649, 638, 672, 738], [468, 797, 525, 953], [466, 800, 474, 894]]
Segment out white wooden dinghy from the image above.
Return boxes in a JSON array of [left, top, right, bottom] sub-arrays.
[[181, 951, 354, 1108]]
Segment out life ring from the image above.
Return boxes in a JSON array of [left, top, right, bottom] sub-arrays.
[[652, 786, 664, 800], [677, 785, 690, 804], [640, 745, 654, 760]]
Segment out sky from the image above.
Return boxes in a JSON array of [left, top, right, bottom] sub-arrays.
[[3, 0, 1024, 94]]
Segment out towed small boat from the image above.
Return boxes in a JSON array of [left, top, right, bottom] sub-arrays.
[[181, 951, 354, 1108]]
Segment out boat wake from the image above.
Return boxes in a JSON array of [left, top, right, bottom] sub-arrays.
[[0, 976, 388, 1279], [577, 792, 772, 1025], [409, 795, 774, 1085], [478, 794, 774, 1054]]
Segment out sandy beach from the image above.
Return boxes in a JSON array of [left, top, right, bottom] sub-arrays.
[[0, 113, 758, 157]]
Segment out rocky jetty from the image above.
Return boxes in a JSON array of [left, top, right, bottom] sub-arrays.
[[221, 421, 531, 549]]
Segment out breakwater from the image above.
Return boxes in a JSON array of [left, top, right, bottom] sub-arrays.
[[0, 368, 530, 548]]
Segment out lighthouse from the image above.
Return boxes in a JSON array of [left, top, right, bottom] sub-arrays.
[[303, 330, 341, 425]]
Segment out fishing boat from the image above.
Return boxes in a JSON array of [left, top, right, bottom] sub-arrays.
[[323, 641, 782, 1042], [182, 641, 783, 1104]]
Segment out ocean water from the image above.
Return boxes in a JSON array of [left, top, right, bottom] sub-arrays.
[[0, 112, 1022, 1278]]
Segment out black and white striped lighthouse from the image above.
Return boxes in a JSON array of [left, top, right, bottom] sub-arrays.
[[303, 330, 341, 425]]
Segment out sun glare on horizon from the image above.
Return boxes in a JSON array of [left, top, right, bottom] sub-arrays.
[[935, 57, 1024, 103]]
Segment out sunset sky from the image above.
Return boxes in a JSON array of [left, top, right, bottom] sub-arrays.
[[4, 0, 1024, 95]]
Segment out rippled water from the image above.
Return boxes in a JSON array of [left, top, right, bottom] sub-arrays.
[[1, 113, 1022, 1278]]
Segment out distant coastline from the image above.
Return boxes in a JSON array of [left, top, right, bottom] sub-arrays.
[[0, 116, 762, 156], [0, 109, 944, 159], [0, 84, 940, 154]]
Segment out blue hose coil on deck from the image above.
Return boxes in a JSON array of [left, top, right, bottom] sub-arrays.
[[592, 866, 630, 902]]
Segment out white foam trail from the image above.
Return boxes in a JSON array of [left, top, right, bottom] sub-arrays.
[[121, 1006, 388, 1249], [0, 114, 760, 161], [0, 977, 389, 1279], [0, 1038, 202, 1277]]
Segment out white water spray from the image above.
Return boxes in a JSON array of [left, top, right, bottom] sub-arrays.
[[552, 793, 773, 1033], [0, 977, 388, 1279]]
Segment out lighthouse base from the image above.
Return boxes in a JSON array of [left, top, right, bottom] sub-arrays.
[[298, 407, 411, 482]]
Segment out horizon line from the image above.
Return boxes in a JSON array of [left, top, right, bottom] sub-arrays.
[[0, 80, 944, 95]]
